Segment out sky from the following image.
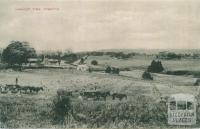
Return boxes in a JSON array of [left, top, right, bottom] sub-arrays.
[[0, 0, 200, 52]]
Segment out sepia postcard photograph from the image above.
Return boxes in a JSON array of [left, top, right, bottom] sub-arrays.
[[0, 0, 200, 128]]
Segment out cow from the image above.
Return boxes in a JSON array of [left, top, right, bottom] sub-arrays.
[[112, 93, 127, 101], [19, 86, 44, 94], [31, 87, 44, 93], [81, 91, 96, 99], [6, 84, 21, 93], [19, 86, 30, 94], [95, 91, 111, 101], [81, 91, 111, 101]]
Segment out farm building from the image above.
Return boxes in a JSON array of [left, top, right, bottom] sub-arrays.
[[27, 58, 42, 66], [42, 57, 60, 65], [77, 64, 89, 71]]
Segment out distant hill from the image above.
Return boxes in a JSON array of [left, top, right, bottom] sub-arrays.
[[95, 49, 200, 55]]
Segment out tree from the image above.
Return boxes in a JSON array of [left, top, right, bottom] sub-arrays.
[[2, 41, 36, 66], [105, 66, 111, 73], [52, 94, 72, 124], [62, 53, 78, 64], [147, 60, 164, 73], [91, 60, 98, 65], [56, 51, 62, 65], [142, 71, 153, 80]]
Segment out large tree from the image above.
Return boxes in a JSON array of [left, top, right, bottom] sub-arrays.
[[2, 41, 36, 66]]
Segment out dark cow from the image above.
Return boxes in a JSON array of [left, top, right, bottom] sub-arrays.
[[31, 87, 44, 93], [19, 86, 30, 94], [81, 91, 111, 101], [95, 91, 111, 101], [112, 93, 127, 101], [6, 84, 21, 93], [81, 91, 96, 99], [19, 86, 44, 94]]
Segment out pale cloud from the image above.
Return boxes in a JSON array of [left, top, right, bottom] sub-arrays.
[[0, 0, 200, 51]]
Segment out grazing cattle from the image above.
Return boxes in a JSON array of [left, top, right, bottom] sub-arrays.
[[0, 84, 44, 94], [95, 91, 111, 101], [37, 87, 44, 92], [112, 93, 127, 101], [31, 87, 44, 93], [6, 84, 16, 90], [19, 86, 44, 94], [19, 86, 30, 94], [81, 91, 96, 99], [81, 91, 111, 101], [6, 84, 21, 93]]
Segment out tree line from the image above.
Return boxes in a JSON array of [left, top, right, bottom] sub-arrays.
[[0, 41, 140, 66], [156, 51, 200, 60]]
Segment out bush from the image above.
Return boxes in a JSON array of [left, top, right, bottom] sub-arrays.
[[51, 94, 72, 124], [142, 71, 153, 80], [105, 66, 111, 73], [62, 53, 78, 64], [91, 60, 98, 65], [112, 67, 120, 74], [194, 78, 200, 86], [147, 60, 164, 73], [105, 66, 120, 74], [71, 96, 167, 127]]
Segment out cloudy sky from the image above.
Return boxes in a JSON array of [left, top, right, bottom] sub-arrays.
[[0, 0, 200, 51]]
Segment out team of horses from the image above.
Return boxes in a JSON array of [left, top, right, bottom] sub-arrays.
[[0, 84, 44, 94], [57, 89, 128, 101]]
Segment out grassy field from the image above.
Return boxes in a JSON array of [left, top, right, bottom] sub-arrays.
[[86, 55, 200, 71], [0, 55, 200, 128]]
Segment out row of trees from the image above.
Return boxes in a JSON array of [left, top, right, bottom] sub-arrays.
[[142, 60, 165, 80], [0, 41, 140, 66], [156, 51, 200, 60], [0, 41, 81, 66], [2, 41, 36, 66], [77, 51, 137, 59], [105, 66, 120, 74]]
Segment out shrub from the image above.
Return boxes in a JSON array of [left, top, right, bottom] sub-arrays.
[[142, 71, 153, 80], [112, 67, 120, 74], [51, 94, 72, 124], [147, 60, 164, 73], [62, 53, 78, 64], [105, 66, 111, 73], [194, 78, 200, 86], [91, 60, 98, 65], [71, 96, 167, 127]]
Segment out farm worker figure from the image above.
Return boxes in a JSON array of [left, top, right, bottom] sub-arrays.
[[16, 77, 18, 85]]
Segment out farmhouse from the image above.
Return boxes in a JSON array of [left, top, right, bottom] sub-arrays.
[[77, 64, 89, 71], [27, 58, 42, 66], [42, 57, 60, 65]]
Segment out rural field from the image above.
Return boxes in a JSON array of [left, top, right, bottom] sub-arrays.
[[0, 52, 200, 129]]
